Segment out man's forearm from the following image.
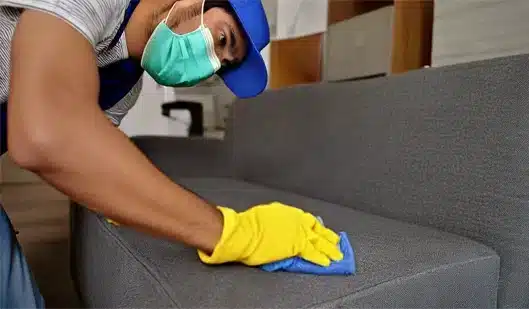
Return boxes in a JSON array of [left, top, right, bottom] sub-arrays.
[[30, 110, 223, 254]]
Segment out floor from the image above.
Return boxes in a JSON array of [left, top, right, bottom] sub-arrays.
[[1, 181, 81, 308]]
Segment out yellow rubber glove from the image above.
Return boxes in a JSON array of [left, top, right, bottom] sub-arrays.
[[197, 202, 344, 266], [106, 218, 120, 226]]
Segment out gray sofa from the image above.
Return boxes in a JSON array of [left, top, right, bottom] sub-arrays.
[[70, 53, 529, 308]]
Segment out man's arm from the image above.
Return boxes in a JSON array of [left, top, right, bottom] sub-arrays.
[[7, 9, 222, 253]]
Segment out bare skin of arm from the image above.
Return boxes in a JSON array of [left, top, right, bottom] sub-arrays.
[[7, 10, 223, 254]]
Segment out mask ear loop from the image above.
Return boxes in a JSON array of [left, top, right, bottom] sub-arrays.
[[200, 0, 206, 26], [163, 0, 207, 27], [200, 0, 221, 71]]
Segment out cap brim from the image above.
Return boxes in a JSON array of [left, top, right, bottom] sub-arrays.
[[218, 43, 268, 99]]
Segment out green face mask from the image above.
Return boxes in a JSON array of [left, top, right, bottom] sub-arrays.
[[140, 0, 221, 87]]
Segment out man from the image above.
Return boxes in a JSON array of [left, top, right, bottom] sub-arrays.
[[0, 0, 343, 306]]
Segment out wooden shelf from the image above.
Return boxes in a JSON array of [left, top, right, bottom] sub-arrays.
[[328, 0, 393, 25], [269, 33, 323, 89], [268, 0, 434, 89], [391, 0, 434, 74]]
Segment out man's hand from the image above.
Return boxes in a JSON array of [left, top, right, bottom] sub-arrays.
[[8, 9, 222, 253], [198, 202, 344, 266]]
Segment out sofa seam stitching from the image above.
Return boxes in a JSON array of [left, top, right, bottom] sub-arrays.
[[95, 216, 183, 307]]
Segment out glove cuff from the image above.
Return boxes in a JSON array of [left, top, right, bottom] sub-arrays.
[[197, 206, 248, 264]]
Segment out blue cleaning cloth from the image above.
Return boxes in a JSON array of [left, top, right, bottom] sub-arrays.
[[260, 231, 356, 276]]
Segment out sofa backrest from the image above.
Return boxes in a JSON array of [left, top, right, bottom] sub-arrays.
[[226, 54, 529, 308]]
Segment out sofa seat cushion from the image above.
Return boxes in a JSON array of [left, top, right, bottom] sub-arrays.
[[72, 178, 500, 308]]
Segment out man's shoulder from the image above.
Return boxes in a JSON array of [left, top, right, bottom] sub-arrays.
[[0, 0, 129, 46]]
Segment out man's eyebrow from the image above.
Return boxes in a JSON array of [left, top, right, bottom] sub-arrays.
[[229, 25, 237, 49], [228, 25, 242, 62]]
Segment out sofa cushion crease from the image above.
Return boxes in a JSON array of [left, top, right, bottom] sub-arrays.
[[70, 202, 182, 307], [96, 212, 183, 307]]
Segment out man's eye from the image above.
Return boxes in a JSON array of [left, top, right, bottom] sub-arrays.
[[219, 33, 227, 47]]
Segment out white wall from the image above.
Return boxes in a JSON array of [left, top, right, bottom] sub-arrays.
[[119, 75, 192, 137], [261, 0, 328, 40], [432, 0, 529, 67], [275, 0, 328, 40]]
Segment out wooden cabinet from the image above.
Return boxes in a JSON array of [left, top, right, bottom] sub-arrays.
[[324, 6, 394, 81], [269, 0, 434, 88], [269, 33, 323, 89], [328, 0, 392, 24], [391, 0, 434, 73]]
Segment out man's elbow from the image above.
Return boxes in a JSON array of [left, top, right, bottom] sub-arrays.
[[7, 122, 63, 173]]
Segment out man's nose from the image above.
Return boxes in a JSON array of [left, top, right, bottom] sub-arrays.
[[218, 49, 235, 65]]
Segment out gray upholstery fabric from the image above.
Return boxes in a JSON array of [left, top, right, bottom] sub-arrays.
[[71, 178, 499, 308], [228, 54, 529, 308], [131, 136, 233, 178]]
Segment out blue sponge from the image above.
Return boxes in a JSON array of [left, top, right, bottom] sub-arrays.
[[260, 231, 356, 276]]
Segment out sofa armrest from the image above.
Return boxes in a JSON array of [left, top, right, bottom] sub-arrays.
[[131, 136, 233, 179]]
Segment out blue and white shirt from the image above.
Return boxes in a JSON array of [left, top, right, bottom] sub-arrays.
[[0, 0, 144, 155]]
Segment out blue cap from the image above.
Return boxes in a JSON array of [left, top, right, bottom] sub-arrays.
[[218, 0, 270, 98]]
